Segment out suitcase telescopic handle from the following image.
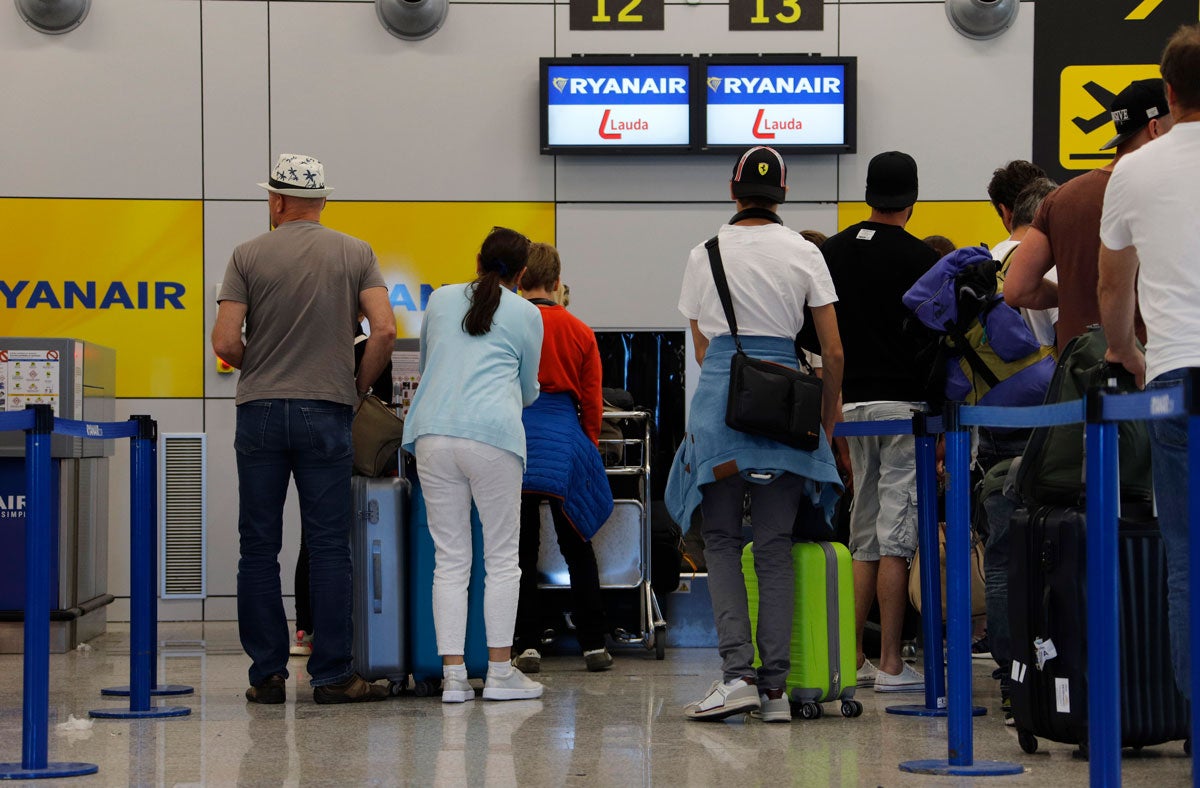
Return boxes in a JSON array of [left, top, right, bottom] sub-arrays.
[[372, 541, 383, 614]]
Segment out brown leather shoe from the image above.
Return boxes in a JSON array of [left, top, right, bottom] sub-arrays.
[[312, 673, 390, 705], [246, 674, 286, 704]]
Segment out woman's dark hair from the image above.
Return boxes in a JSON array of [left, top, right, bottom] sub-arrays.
[[463, 226, 531, 336]]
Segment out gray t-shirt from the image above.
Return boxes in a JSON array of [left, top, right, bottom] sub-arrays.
[[218, 220, 387, 406]]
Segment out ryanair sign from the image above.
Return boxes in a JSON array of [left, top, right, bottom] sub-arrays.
[[706, 64, 848, 147], [545, 64, 690, 147]]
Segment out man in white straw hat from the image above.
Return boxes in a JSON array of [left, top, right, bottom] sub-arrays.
[[212, 154, 396, 704]]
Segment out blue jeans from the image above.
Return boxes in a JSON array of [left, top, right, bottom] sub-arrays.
[[236, 399, 354, 688], [1147, 369, 1191, 700]]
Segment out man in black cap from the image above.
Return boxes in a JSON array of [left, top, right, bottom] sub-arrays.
[[670, 146, 845, 721], [1004, 78, 1172, 352], [818, 150, 937, 694]]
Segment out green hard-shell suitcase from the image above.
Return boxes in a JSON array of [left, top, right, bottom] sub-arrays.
[[743, 541, 862, 719]]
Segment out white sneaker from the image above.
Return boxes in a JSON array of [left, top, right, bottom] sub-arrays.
[[683, 678, 760, 721], [873, 663, 925, 693], [856, 658, 878, 688], [482, 666, 544, 701], [441, 669, 475, 703]]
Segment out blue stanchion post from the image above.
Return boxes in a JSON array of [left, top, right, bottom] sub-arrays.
[[101, 429, 191, 699], [1086, 389, 1122, 787], [91, 416, 189, 720], [887, 412, 984, 718], [900, 402, 1022, 777], [1189, 369, 1200, 788], [0, 405, 98, 780]]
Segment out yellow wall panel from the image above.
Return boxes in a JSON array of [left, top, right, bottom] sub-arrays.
[[0, 199, 203, 399], [836, 201, 1007, 251], [322, 202, 556, 339]]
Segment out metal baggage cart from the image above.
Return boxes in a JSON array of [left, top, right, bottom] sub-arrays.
[[536, 410, 668, 659]]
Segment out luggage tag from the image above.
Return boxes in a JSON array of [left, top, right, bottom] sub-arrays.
[[1010, 660, 1028, 684], [1033, 637, 1058, 671]]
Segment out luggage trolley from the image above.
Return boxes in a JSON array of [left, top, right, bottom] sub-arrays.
[[536, 410, 668, 659]]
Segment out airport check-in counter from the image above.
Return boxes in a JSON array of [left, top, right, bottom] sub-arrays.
[[0, 338, 116, 652]]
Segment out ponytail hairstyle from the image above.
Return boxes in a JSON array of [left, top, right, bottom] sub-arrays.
[[463, 226, 531, 336]]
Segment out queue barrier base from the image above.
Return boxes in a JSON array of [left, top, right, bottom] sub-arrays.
[[101, 684, 194, 697], [88, 706, 191, 720], [0, 762, 99, 781], [886, 703, 986, 717], [899, 759, 1025, 777]]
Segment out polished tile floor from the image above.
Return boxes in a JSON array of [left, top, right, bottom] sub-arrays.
[[0, 622, 1190, 786]]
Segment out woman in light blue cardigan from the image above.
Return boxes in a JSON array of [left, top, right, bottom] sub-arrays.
[[401, 227, 545, 703]]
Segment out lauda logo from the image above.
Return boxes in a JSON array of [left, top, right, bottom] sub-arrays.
[[0, 494, 27, 519], [752, 108, 803, 139], [598, 109, 649, 140]]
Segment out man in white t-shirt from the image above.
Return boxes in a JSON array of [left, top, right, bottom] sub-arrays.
[[1098, 23, 1199, 700], [669, 146, 846, 722]]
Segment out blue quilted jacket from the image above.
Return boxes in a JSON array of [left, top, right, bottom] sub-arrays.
[[522, 392, 615, 540]]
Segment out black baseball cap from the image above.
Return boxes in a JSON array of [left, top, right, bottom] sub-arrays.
[[731, 146, 787, 204], [866, 151, 919, 210], [1099, 78, 1169, 150]]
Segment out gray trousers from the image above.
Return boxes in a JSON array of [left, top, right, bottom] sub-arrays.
[[700, 472, 805, 691]]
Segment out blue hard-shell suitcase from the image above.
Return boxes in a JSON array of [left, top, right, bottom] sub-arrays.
[[408, 481, 489, 695], [350, 476, 410, 691]]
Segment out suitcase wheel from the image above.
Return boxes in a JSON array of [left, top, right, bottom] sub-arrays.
[[1186, 738, 1193, 756], [794, 701, 823, 720], [654, 626, 667, 660], [840, 700, 863, 718], [413, 679, 440, 698], [387, 680, 405, 697], [1017, 729, 1038, 754]]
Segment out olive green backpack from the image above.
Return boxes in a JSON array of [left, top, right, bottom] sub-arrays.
[[1014, 326, 1153, 506]]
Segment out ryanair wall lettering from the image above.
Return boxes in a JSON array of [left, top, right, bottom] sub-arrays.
[[712, 76, 841, 95], [563, 77, 687, 95], [0, 281, 186, 310], [390, 283, 438, 312]]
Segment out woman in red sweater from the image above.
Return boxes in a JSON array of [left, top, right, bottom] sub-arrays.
[[512, 243, 615, 673]]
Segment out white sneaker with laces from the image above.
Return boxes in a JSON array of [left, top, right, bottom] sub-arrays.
[[482, 667, 544, 701], [856, 658, 878, 688], [873, 663, 925, 693], [683, 678, 760, 721]]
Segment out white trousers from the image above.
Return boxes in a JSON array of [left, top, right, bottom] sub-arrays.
[[415, 435, 524, 654]]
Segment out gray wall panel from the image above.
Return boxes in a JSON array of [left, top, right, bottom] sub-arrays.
[[268, 2, 556, 201], [106, 399, 204, 602], [557, 201, 837, 329], [0, 0, 202, 199], [203, 1, 271, 200], [838, 2, 1034, 201], [204, 201, 271, 399]]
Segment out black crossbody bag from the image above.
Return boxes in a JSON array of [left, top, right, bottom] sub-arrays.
[[705, 208, 823, 451]]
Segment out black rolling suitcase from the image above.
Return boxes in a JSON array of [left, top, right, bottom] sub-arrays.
[[1007, 505, 1189, 756]]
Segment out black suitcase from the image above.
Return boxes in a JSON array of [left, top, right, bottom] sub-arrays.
[[1008, 505, 1189, 756]]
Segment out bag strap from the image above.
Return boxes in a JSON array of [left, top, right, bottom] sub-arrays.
[[942, 319, 1001, 389], [705, 236, 745, 355]]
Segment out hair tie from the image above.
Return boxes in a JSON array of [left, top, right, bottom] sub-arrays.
[[486, 260, 509, 277]]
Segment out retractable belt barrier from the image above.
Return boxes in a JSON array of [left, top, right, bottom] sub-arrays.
[[1085, 376, 1197, 788], [0, 406, 192, 782]]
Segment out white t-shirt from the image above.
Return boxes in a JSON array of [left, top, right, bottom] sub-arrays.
[[993, 237, 1058, 349], [678, 223, 838, 339], [1100, 123, 1200, 383]]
